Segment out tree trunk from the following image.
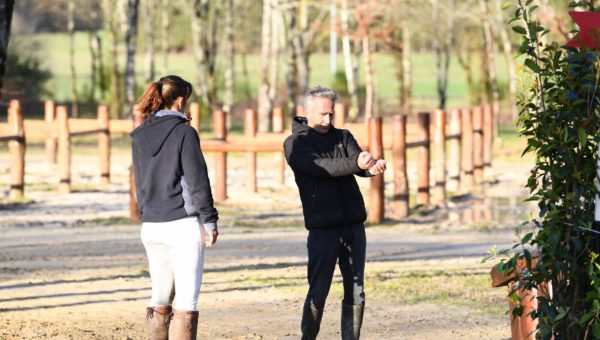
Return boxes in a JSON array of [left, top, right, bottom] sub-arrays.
[[102, 0, 122, 118], [494, 0, 517, 121], [268, 0, 281, 111], [257, 0, 273, 132], [432, 0, 453, 110], [400, 20, 412, 115], [296, 0, 309, 97], [89, 7, 104, 102], [480, 0, 500, 137], [362, 33, 374, 120], [0, 0, 13, 102], [124, 0, 139, 118], [223, 0, 234, 121], [161, 0, 169, 75], [191, 0, 211, 106], [284, 4, 299, 117], [341, 0, 359, 120], [457, 43, 477, 106], [68, 0, 79, 117], [144, 0, 155, 84]]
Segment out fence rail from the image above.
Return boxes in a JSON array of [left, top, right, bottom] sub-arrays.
[[2, 100, 494, 225]]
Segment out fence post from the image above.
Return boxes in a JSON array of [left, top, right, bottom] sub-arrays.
[[190, 102, 201, 134], [130, 105, 143, 221], [296, 105, 305, 117], [392, 115, 409, 217], [461, 107, 474, 192], [417, 112, 430, 206], [44, 100, 57, 164], [447, 109, 461, 192], [473, 106, 484, 183], [245, 108, 257, 193], [433, 109, 446, 205], [8, 100, 25, 198], [272, 107, 285, 185], [334, 102, 345, 127], [57, 105, 71, 193], [369, 117, 384, 224], [214, 109, 227, 201], [483, 104, 493, 174], [98, 105, 110, 186]]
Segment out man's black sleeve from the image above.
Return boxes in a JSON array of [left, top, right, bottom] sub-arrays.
[[344, 130, 373, 178], [284, 135, 363, 178]]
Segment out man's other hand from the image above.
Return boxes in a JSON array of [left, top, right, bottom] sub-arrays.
[[358, 151, 376, 170], [368, 159, 387, 175]]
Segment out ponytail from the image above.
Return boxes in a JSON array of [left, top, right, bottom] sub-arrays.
[[137, 82, 165, 118]]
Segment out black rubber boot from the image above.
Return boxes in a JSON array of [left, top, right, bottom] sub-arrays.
[[341, 303, 364, 340], [301, 303, 324, 340]]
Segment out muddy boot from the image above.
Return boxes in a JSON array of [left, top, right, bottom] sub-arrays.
[[168, 310, 199, 340], [301, 303, 324, 340], [341, 303, 364, 340], [145, 306, 172, 340]]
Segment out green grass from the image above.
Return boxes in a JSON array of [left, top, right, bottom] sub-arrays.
[[14, 32, 511, 115]]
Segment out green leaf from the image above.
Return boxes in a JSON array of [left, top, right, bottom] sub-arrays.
[[512, 26, 527, 35], [594, 321, 600, 339], [524, 59, 540, 73], [521, 232, 533, 244], [578, 128, 588, 147], [553, 307, 570, 322], [501, 1, 513, 9]]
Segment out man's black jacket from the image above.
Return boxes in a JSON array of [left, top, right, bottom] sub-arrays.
[[283, 116, 370, 229]]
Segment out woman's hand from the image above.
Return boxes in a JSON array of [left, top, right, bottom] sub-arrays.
[[206, 229, 219, 247]]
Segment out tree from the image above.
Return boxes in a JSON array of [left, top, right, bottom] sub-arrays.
[[257, 0, 273, 132], [143, 0, 155, 84], [479, 0, 499, 136], [101, 0, 122, 118], [0, 0, 15, 100], [340, 0, 360, 119], [68, 0, 79, 117], [222, 0, 234, 118], [190, 0, 220, 109], [123, 0, 139, 118]]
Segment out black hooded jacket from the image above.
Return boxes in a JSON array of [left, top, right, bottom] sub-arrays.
[[130, 112, 218, 225], [283, 116, 370, 229]]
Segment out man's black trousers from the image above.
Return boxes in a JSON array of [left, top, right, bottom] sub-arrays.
[[304, 223, 366, 307]]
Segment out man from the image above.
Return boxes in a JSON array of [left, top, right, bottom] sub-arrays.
[[284, 86, 387, 340]]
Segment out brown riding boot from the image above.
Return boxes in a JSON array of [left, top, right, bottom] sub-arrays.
[[146, 306, 172, 340], [168, 310, 199, 340]]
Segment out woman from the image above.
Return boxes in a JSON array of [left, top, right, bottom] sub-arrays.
[[131, 75, 219, 340]]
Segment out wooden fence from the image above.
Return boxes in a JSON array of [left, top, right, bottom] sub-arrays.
[[1, 100, 494, 225]]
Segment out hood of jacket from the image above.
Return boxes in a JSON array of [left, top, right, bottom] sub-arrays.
[[130, 111, 188, 156]]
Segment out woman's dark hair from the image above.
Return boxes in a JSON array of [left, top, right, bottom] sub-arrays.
[[137, 75, 193, 117]]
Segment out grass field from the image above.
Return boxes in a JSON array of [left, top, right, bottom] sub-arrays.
[[13, 32, 512, 115]]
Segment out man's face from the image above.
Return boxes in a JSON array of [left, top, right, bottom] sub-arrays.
[[306, 97, 334, 134]]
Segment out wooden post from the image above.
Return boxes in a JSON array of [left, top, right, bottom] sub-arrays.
[[433, 109, 446, 205], [8, 100, 25, 198], [483, 104, 493, 174], [392, 115, 409, 218], [130, 105, 143, 221], [368, 117, 384, 224], [214, 109, 227, 201], [272, 106, 284, 133], [508, 283, 539, 340], [272, 107, 285, 184], [44, 100, 57, 164], [245, 108, 257, 193], [334, 102, 345, 127], [190, 102, 201, 133], [57, 105, 71, 193], [296, 105, 306, 117], [98, 105, 110, 186], [461, 108, 474, 192], [417, 112, 430, 206], [473, 106, 484, 183], [447, 109, 461, 192]]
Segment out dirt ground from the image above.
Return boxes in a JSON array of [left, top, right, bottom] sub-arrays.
[[0, 145, 534, 339]]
